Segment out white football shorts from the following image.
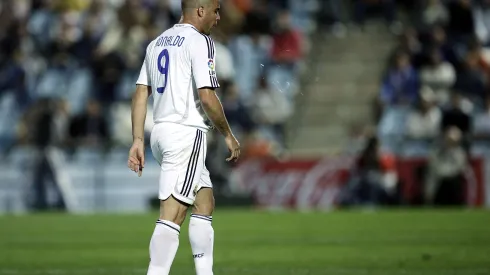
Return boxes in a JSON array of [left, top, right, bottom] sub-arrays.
[[150, 122, 212, 205]]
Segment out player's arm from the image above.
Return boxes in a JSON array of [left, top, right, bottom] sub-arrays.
[[128, 55, 152, 176], [191, 35, 240, 161], [190, 35, 229, 136], [199, 88, 240, 161], [131, 84, 151, 142], [198, 88, 232, 137]]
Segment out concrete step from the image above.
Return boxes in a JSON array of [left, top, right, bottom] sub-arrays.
[[306, 65, 384, 85], [316, 62, 385, 76], [300, 106, 373, 127], [288, 25, 394, 156], [318, 52, 392, 63], [318, 37, 395, 52], [305, 74, 380, 85], [305, 83, 379, 102], [317, 40, 396, 57]]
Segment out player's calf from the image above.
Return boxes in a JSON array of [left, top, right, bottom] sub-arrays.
[[192, 187, 215, 216], [147, 196, 189, 275], [189, 188, 215, 275]]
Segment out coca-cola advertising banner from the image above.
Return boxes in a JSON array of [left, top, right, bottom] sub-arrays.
[[229, 156, 487, 209]]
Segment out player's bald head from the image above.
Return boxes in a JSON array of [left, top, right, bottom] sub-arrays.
[[181, 0, 220, 35], [182, 0, 213, 12]]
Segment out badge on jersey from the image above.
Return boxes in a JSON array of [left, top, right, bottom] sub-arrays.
[[207, 59, 215, 71]]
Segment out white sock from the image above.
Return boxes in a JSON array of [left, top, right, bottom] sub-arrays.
[[189, 214, 214, 275], [147, 220, 180, 275]]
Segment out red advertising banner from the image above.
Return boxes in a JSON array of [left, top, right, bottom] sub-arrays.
[[229, 156, 485, 209], [396, 158, 485, 206], [229, 156, 354, 210]]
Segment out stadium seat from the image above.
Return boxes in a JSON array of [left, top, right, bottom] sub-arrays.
[[71, 147, 104, 164], [35, 69, 68, 98], [378, 106, 410, 153], [66, 69, 93, 115]]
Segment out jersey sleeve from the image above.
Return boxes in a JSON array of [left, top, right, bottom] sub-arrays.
[[190, 35, 220, 89], [136, 56, 151, 86]]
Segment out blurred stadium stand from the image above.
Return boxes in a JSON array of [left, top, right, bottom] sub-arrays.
[[1, 0, 490, 213]]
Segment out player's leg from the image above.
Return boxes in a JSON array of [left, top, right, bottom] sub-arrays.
[[147, 125, 198, 275], [189, 166, 215, 275], [147, 197, 188, 275]]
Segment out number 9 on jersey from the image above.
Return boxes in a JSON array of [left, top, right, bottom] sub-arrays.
[[157, 49, 169, 94]]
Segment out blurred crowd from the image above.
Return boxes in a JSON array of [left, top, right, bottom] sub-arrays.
[[0, 0, 318, 161], [370, 0, 490, 206], [0, 0, 319, 209]]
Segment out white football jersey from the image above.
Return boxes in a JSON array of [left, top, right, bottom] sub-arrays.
[[136, 23, 220, 132]]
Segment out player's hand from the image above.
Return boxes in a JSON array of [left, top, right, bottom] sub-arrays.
[[225, 134, 240, 162], [128, 139, 145, 177]]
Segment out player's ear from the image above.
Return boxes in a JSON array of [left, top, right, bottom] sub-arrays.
[[198, 6, 204, 17]]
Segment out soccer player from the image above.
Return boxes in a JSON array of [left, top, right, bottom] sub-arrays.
[[127, 0, 240, 274]]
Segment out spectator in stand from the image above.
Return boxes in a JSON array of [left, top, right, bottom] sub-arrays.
[[406, 86, 442, 140], [45, 12, 81, 68], [447, 0, 475, 41], [399, 28, 423, 57], [22, 98, 67, 211], [149, 0, 178, 32], [71, 11, 103, 66], [213, 33, 236, 86], [474, 0, 490, 46], [441, 91, 472, 151], [469, 38, 490, 101], [379, 50, 419, 108], [269, 9, 304, 99], [339, 136, 399, 206], [229, 4, 271, 105], [91, 51, 126, 105], [242, 0, 270, 35], [421, 0, 449, 30], [317, 0, 347, 38], [354, 0, 402, 34], [81, 0, 116, 43], [68, 99, 109, 149], [390, 28, 425, 68], [251, 77, 293, 145], [425, 126, 467, 206], [454, 46, 488, 106], [429, 25, 459, 68], [0, 24, 30, 109], [420, 47, 456, 105]]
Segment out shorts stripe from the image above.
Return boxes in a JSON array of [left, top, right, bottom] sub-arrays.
[[184, 130, 203, 197], [181, 130, 202, 195]]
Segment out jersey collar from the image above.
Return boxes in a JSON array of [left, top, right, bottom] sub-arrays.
[[174, 23, 200, 32]]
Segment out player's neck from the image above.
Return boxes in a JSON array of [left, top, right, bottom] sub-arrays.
[[181, 18, 204, 34]]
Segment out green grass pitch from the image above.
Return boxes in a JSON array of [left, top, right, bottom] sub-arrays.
[[0, 209, 489, 275]]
